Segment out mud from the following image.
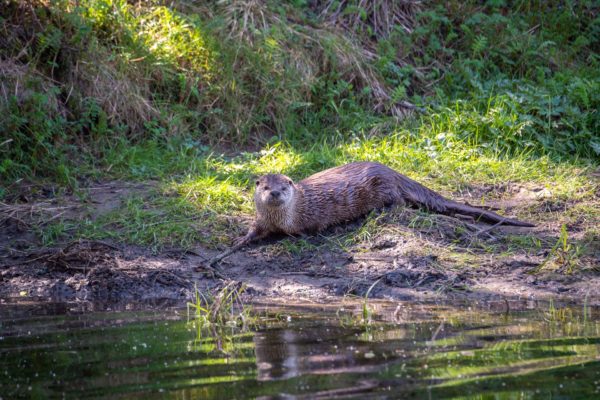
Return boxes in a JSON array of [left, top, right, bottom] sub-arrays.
[[1, 181, 599, 307]]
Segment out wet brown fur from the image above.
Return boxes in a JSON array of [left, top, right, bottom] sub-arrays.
[[237, 162, 534, 245]]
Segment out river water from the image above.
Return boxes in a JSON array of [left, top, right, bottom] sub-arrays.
[[1, 299, 599, 399]]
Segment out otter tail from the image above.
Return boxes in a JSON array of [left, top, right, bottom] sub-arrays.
[[396, 174, 535, 227], [440, 200, 535, 227]]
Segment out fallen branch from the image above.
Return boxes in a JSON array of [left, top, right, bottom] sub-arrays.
[[198, 242, 246, 280], [206, 242, 246, 267], [196, 262, 229, 280]]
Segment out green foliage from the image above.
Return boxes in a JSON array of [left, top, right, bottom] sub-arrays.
[[1, 0, 598, 192], [396, 1, 600, 160], [422, 75, 600, 159], [0, 84, 66, 181], [536, 224, 584, 274]]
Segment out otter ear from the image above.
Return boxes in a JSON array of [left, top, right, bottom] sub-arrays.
[[287, 179, 293, 185], [255, 180, 260, 186]]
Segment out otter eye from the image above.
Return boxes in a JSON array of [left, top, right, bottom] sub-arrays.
[[264, 186, 270, 191], [281, 186, 287, 191]]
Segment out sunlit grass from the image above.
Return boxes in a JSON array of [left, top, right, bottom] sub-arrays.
[[82, 0, 214, 77], [70, 116, 597, 255], [175, 177, 251, 214], [138, 7, 213, 75], [6, 1, 596, 262], [176, 134, 594, 199]]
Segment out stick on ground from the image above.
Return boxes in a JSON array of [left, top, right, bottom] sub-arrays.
[[199, 242, 246, 279], [206, 242, 245, 267]]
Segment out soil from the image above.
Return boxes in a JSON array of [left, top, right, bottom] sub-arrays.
[[1, 181, 599, 308]]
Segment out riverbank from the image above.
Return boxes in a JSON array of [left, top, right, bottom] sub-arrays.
[[2, 1, 599, 308], [2, 177, 598, 307]]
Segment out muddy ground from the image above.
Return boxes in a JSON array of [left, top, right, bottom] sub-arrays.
[[1, 181, 599, 308]]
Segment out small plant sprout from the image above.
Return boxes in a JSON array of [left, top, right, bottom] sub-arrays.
[[362, 279, 381, 326]]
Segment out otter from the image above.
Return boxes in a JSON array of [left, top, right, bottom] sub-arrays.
[[236, 161, 534, 246]]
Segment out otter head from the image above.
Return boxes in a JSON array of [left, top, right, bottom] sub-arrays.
[[254, 174, 296, 209]]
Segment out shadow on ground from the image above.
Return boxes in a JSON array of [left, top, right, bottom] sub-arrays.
[[1, 181, 599, 307]]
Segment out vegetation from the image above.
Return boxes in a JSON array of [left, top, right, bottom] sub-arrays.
[[2, 4, 599, 395], [1, 1, 598, 265], [187, 281, 254, 353]]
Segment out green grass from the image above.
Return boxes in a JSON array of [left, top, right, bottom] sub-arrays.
[[45, 129, 594, 259], [1, 0, 599, 276], [266, 238, 320, 258], [2, 0, 599, 189]]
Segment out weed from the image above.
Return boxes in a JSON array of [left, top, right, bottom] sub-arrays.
[[352, 211, 387, 246], [39, 221, 72, 246], [187, 281, 250, 327], [545, 299, 575, 324], [187, 281, 253, 353], [535, 224, 584, 274], [504, 235, 543, 253], [361, 279, 381, 326]]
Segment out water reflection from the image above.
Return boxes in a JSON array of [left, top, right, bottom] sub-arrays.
[[0, 300, 599, 398], [254, 326, 367, 380]]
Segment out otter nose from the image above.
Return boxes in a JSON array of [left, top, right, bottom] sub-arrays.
[[270, 190, 281, 198]]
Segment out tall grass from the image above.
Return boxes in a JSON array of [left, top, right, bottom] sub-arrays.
[[1, 0, 598, 193]]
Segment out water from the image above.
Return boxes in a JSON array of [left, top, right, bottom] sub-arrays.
[[1, 299, 599, 399]]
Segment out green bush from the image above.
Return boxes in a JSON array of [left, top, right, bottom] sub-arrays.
[[1, 0, 599, 190]]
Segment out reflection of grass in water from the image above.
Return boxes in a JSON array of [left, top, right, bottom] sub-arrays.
[[333, 300, 600, 397], [545, 299, 576, 324], [425, 338, 600, 379], [2, 300, 599, 398], [541, 298, 598, 338], [414, 307, 600, 398], [187, 282, 254, 354], [426, 359, 600, 399], [431, 365, 596, 399]]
